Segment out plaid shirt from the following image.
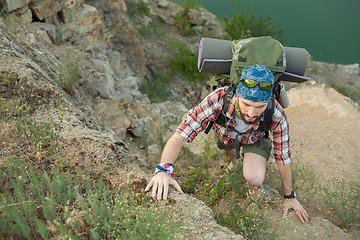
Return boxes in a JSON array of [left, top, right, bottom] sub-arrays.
[[176, 87, 292, 165]]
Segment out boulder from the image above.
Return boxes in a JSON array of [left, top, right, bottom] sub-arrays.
[[29, 0, 61, 21], [2, 0, 30, 12]]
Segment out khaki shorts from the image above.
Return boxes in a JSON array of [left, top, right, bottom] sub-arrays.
[[217, 135, 272, 160]]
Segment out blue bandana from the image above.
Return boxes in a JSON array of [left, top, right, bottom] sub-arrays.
[[236, 65, 274, 103]]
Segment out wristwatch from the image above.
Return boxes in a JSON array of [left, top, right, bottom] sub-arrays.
[[284, 190, 296, 199]]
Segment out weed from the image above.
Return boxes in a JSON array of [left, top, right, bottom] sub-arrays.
[[0, 156, 188, 239], [14, 96, 65, 160], [168, 39, 210, 84], [215, 202, 278, 240], [319, 179, 360, 229], [330, 82, 356, 99], [55, 48, 81, 93], [180, 166, 210, 194], [137, 1, 150, 16], [0, 70, 18, 85], [139, 72, 172, 103], [173, 0, 202, 36], [138, 17, 160, 39]]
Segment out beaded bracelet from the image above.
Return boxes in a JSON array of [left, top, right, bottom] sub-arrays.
[[155, 163, 174, 177]]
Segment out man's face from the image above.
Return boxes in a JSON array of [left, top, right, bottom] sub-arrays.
[[237, 97, 268, 125]]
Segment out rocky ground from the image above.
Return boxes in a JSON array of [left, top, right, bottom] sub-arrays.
[[0, 0, 359, 239]]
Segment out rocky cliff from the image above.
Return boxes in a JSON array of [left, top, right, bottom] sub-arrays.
[[0, 0, 359, 239]]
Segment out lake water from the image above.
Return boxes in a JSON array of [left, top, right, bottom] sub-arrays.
[[173, 0, 360, 65]]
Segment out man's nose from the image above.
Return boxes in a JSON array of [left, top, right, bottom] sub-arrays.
[[247, 107, 257, 117]]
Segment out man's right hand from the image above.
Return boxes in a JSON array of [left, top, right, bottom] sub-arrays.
[[144, 172, 184, 200]]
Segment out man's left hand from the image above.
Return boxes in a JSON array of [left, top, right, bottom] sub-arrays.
[[283, 198, 309, 223]]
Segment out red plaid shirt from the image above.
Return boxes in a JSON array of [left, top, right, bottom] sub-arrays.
[[176, 87, 292, 165]]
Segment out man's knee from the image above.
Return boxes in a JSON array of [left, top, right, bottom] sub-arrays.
[[244, 173, 265, 187], [243, 152, 266, 187]]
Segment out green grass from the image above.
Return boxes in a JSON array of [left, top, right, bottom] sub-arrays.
[[0, 71, 190, 239], [319, 179, 360, 228], [0, 156, 188, 239], [178, 143, 360, 238], [168, 39, 210, 84], [139, 73, 173, 103], [55, 48, 81, 93]]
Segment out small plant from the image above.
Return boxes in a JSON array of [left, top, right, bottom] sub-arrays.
[[330, 81, 357, 99], [139, 72, 172, 103], [137, 0, 150, 16], [55, 48, 81, 93], [223, 1, 285, 41], [173, 0, 202, 36], [0, 156, 188, 239], [320, 179, 360, 229], [0, 70, 18, 85], [180, 166, 210, 194], [215, 202, 278, 240], [204, 177, 229, 206], [14, 96, 65, 160], [138, 17, 160, 38], [168, 39, 210, 83]]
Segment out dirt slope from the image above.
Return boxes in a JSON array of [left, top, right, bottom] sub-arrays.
[[286, 81, 360, 182]]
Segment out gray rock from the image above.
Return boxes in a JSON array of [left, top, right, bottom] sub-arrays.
[[2, 0, 30, 12], [29, 0, 61, 21], [157, 0, 169, 8]]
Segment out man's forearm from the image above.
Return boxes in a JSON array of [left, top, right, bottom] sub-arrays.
[[277, 164, 293, 195], [160, 132, 187, 164]]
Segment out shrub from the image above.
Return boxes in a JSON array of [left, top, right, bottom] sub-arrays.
[[223, 1, 285, 42], [173, 0, 201, 36], [168, 39, 209, 84], [137, 1, 150, 16]]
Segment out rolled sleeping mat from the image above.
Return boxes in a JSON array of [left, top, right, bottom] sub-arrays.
[[198, 37, 310, 83]]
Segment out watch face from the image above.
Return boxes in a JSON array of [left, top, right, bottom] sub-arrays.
[[285, 190, 296, 199]]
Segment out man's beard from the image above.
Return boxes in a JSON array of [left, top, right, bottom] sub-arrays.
[[239, 109, 261, 125]]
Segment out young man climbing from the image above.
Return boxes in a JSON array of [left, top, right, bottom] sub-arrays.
[[145, 65, 309, 223]]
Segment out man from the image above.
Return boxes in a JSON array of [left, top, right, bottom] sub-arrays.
[[145, 65, 309, 223]]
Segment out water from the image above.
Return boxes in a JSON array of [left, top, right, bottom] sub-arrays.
[[173, 0, 360, 65]]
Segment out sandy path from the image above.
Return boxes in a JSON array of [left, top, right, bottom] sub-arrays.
[[286, 82, 360, 182]]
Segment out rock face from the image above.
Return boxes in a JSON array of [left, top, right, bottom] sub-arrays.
[[0, 0, 358, 239], [2, 0, 30, 12]]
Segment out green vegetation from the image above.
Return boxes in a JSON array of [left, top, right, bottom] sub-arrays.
[[0, 157, 186, 239], [174, 0, 202, 36], [55, 48, 81, 93], [139, 73, 172, 103], [137, 0, 150, 16], [320, 179, 360, 228], [223, 1, 285, 42], [0, 71, 189, 239], [168, 39, 210, 84], [177, 140, 360, 238], [330, 81, 360, 102]]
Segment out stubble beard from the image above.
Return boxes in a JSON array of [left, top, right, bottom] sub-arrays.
[[239, 109, 261, 125]]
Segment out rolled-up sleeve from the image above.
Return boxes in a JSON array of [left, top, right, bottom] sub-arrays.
[[176, 88, 225, 142], [271, 103, 292, 165]]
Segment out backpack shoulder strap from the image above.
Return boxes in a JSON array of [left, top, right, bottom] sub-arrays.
[[204, 85, 235, 134], [259, 96, 275, 133]]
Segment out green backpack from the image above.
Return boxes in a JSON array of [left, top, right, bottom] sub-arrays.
[[209, 36, 286, 92]]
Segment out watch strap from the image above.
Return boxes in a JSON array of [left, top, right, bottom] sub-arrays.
[[284, 190, 296, 199]]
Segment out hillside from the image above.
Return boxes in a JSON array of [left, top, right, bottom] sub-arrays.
[[0, 0, 359, 239]]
